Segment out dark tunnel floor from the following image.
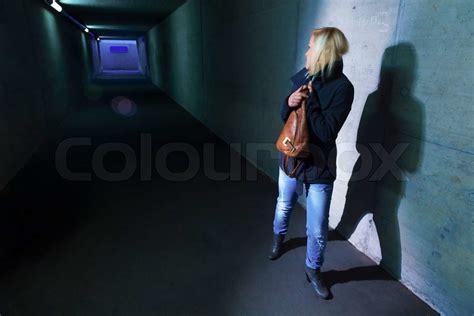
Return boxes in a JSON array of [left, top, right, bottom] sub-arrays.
[[0, 83, 438, 315]]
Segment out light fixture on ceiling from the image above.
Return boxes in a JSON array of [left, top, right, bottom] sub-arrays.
[[49, 0, 63, 12], [44, 0, 99, 39], [97, 37, 101, 41]]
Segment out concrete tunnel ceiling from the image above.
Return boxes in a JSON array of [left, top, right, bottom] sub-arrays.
[[59, 0, 186, 37]]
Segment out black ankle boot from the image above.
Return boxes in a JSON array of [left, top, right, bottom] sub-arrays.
[[268, 233, 285, 260], [305, 266, 330, 299]]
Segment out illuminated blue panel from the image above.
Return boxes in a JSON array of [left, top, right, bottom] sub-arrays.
[[110, 46, 128, 53]]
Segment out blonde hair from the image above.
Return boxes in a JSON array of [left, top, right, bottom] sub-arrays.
[[307, 27, 349, 77]]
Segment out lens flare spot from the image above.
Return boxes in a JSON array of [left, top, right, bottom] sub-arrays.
[[111, 96, 137, 117]]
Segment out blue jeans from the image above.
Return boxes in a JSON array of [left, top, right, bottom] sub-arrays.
[[272, 166, 334, 269]]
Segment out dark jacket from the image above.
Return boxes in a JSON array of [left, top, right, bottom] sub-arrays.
[[278, 58, 354, 183]]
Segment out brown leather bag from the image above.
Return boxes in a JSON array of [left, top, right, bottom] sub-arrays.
[[276, 84, 313, 177]]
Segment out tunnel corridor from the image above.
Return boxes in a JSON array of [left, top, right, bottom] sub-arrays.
[[1, 0, 472, 315], [0, 83, 435, 315]]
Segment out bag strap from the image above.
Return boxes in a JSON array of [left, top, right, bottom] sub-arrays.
[[283, 155, 302, 178]]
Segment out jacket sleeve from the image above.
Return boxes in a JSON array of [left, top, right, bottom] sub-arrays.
[[306, 83, 354, 143], [280, 82, 300, 123]]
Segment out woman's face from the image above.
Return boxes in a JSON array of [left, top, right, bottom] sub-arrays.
[[305, 35, 315, 70]]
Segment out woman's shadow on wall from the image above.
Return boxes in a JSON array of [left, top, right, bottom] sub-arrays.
[[329, 42, 425, 283]]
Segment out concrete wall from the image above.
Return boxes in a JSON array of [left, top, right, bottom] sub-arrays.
[[146, 0, 203, 121], [146, 1, 474, 315], [137, 37, 149, 75], [0, 0, 92, 191]]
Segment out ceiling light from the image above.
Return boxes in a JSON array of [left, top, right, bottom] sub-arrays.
[[50, 1, 63, 12], [84, 28, 89, 33]]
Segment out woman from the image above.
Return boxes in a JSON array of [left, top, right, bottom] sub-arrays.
[[269, 27, 354, 299]]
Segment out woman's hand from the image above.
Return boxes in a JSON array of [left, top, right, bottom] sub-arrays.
[[288, 85, 311, 107]]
